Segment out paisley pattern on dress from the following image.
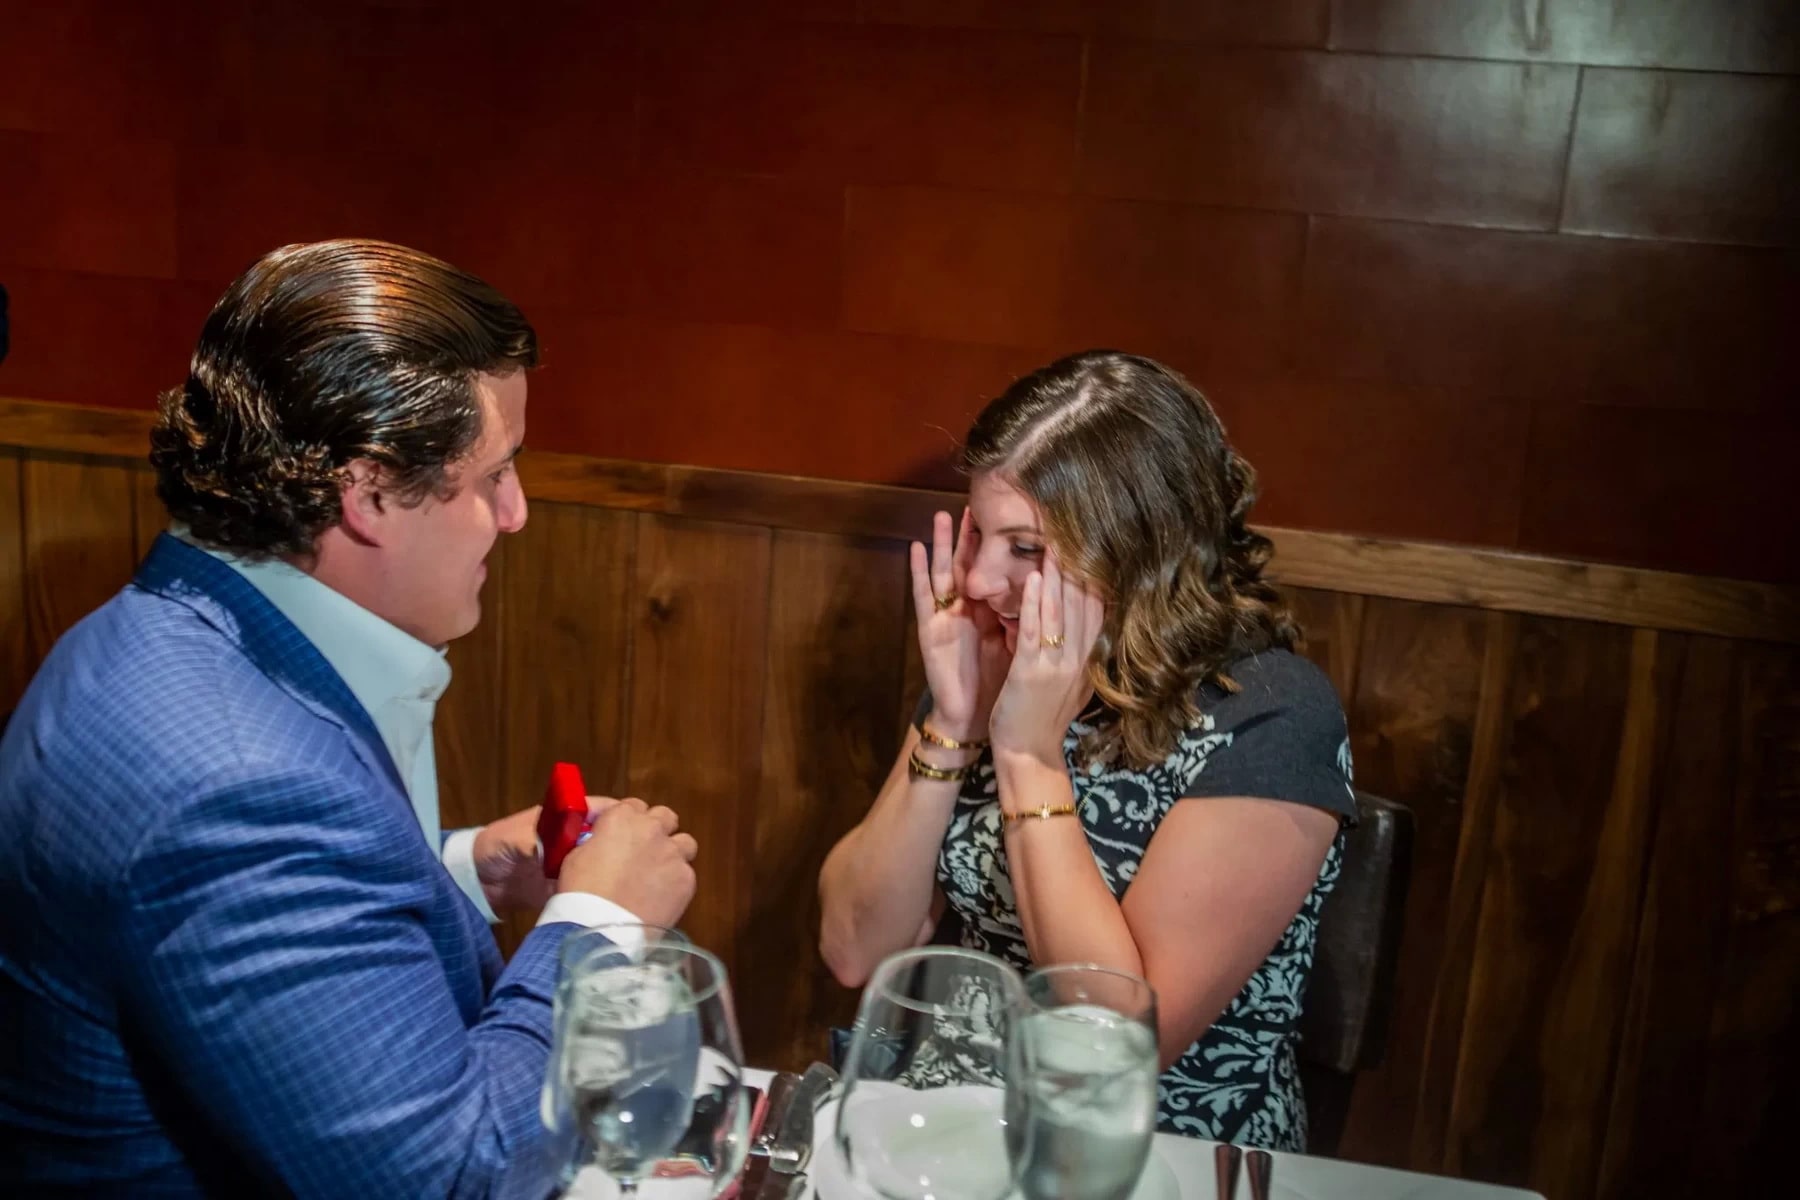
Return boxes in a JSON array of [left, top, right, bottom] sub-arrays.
[[933, 709, 1351, 1151]]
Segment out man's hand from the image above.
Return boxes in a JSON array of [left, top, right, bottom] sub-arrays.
[[470, 804, 559, 913], [558, 797, 699, 930]]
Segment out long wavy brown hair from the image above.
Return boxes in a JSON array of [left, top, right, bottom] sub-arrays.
[[961, 350, 1300, 769]]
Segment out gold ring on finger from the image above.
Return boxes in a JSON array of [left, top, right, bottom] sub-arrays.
[[1043, 634, 1066, 648], [933, 589, 958, 612]]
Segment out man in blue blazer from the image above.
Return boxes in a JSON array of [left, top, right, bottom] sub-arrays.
[[0, 240, 700, 1196]]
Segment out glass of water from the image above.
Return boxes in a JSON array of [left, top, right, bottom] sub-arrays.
[[548, 927, 749, 1200], [833, 946, 1028, 1200], [1006, 964, 1160, 1200]]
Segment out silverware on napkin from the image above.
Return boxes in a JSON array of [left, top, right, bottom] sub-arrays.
[[745, 1063, 839, 1200]]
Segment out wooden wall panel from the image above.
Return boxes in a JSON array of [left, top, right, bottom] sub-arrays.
[[20, 455, 137, 664], [624, 514, 772, 974], [3, 421, 1799, 1195], [1596, 634, 1741, 1197], [129, 465, 164, 562], [741, 531, 908, 1070], [0, 450, 25, 719], [1445, 620, 1652, 1197], [437, 538, 509, 836], [496, 503, 639, 952], [1332, 599, 1488, 1166]]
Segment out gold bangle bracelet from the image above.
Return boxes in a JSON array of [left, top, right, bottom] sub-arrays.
[[919, 724, 988, 751], [1002, 803, 1079, 826], [907, 751, 967, 782]]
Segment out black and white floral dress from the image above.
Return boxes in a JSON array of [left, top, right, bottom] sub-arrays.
[[921, 648, 1356, 1151]]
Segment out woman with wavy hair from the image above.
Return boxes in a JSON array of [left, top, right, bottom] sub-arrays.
[[819, 350, 1355, 1150]]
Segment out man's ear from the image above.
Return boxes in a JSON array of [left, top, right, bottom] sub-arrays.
[[336, 459, 387, 548]]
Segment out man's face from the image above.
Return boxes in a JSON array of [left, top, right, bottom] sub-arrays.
[[375, 370, 528, 646]]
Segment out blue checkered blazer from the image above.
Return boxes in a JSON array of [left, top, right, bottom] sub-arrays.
[[0, 534, 582, 1197]]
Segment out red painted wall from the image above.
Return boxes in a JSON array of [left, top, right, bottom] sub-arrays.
[[2, 1, 1796, 580]]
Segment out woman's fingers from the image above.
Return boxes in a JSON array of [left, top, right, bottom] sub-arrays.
[[951, 506, 978, 595], [1040, 555, 1063, 654], [909, 539, 935, 623], [1019, 571, 1043, 651], [931, 510, 956, 605]]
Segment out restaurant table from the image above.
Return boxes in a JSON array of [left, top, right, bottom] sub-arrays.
[[568, 1068, 1547, 1200]]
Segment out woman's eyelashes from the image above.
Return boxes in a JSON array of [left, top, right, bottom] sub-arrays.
[[1010, 542, 1044, 560]]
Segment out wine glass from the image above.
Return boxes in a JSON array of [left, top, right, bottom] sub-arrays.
[[832, 946, 1027, 1200], [1006, 965, 1160, 1200], [547, 927, 749, 1200]]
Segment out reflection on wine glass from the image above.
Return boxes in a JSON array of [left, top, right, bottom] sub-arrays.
[[1006, 965, 1159, 1200], [833, 947, 1027, 1200], [543, 926, 748, 1200]]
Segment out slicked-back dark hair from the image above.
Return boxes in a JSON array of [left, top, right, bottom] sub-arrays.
[[150, 238, 538, 558]]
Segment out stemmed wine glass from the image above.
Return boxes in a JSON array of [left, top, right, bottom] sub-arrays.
[[831, 946, 1028, 1200], [544, 924, 750, 1200]]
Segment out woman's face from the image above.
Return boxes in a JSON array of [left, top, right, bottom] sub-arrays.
[[962, 472, 1048, 654]]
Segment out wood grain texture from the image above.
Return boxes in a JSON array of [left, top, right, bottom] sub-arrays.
[[437, 538, 509, 837], [129, 465, 165, 563], [741, 530, 908, 1071], [1597, 634, 1741, 1198], [1444, 620, 1652, 1197], [0, 450, 25, 718], [1410, 610, 1518, 1170], [624, 514, 772, 975], [1287, 586, 1366, 703], [20, 455, 137, 664], [1332, 598, 1489, 1167], [3, 398, 1794, 643], [496, 503, 639, 954]]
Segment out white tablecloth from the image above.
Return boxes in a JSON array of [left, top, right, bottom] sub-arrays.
[[571, 1069, 1545, 1200]]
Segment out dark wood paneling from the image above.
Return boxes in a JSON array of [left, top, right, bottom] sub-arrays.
[[130, 466, 165, 563], [860, 0, 1329, 44], [20, 456, 137, 664], [1445, 620, 1651, 1198], [1217, 375, 1531, 549], [0, 450, 25, 717], [741, 530, 908, 1070], [1287, 586, 1366, 704], [0, 269, 211, 411], [1330, 0, 1800, 74], [1563, 69, 1800, 247], [638, 19, 1083, 191], [1080, 48, 1579, 228], [1057, 202, 1305, 374], [1520, 403, 1800, 586], [1333, 598, 1488, 1167], [844, 185, 1072, 349], [1597, 634, 1741, 1197], [627, 171, 845, 328], [625, 514, 773, 972], [0, 129, 177, 278], [496, 502, 639, 952], [437, 538, 509, 837], [1410, 610, 1517, 1170]]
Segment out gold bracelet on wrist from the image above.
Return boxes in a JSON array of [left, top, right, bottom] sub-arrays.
[[1001, 803, 1079, 827], [919, 723, 989, 752], [908, 750, 968, 782]]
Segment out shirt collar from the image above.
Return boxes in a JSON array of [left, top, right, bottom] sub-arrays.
[[177, 532, 451, 719]]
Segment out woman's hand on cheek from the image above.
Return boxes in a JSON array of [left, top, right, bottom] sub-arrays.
[[989, 550, 1105, 771]]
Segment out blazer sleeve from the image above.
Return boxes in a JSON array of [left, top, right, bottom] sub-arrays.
[[112, 763, 585, 1199]]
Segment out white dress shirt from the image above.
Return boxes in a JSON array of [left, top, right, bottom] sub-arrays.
[[190, 536, 637, 935]]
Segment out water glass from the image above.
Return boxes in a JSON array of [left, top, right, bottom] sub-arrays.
[[546, 926, 749, 1200], [833, 946, 1028, 1200], [1006, 964, 1160, 1200]]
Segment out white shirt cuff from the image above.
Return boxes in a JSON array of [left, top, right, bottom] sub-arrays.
[[440, 827, 500, 925], [538, 893, 647, 955]]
